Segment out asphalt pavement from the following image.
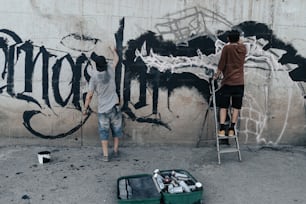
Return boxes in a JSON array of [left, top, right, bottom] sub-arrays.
[[0, 143, 306, 204]]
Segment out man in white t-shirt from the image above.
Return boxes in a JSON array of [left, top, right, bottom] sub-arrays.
[[83, 46, 122, 162]]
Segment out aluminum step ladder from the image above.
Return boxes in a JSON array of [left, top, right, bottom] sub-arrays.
[[211, 79, 242, 165]]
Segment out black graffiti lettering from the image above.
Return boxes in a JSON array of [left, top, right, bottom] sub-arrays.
[[16, 93, 41, 108], [0, 38, 8, 76], [133, 62, 147, 109], [73, 54, 88, 110], [123, 32, 213, 129], [114, 18, 124, 99], [0, 29, 23, 44], [0, 29, 96, 139], [23, 110, 90, 139], [0, 29, 23, 96], [7, 45, 16, 96], [23, 53, 91, 139], [41, 46, 55, 108], [52, 55, 76, 107], [52, 53, 89, 110], [0, 29, 92, 111], [18, 41, 35, 93], [151, 68, 159, 114], [17, 41, 55, 108], [0, 38, 8, 93]]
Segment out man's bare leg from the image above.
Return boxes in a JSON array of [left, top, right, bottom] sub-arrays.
[[219, 108, 227, 124], [101, 140, 108, 156], [228, 108, 240, 136], [218, 108, 227, 136], [113, 137, 119, 153], [231, 108, 239, 124]]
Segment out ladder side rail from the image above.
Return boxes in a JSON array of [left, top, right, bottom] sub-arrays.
[[211, 79, 219, 137], [211, 79, 221, 164]]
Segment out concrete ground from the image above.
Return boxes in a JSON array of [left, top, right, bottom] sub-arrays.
[[0, 143, 306, 204]]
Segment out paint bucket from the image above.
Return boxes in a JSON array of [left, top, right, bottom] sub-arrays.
[[37, 151, 51, 164]]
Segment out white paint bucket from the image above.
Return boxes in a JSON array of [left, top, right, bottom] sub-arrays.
[[37, 151, 51, 164]]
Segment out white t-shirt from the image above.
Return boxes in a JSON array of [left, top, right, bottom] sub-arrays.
[[88, 66, 118, 113]]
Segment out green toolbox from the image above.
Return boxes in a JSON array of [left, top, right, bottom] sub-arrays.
[[160, 169, 203, 204], [117, 169, 203, 204]]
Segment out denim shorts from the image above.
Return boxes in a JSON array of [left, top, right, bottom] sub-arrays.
[[98, 105, 123, 140], [218, 85, 244, 109]]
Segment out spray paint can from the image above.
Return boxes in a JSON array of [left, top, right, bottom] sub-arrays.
[[168, 184, 183, 194], [178, 180, 191, 192], [153, 169, 160, 174], [171, 170, 189, 179], [195, 182, 203, 190], [153, 173, 165, 192]]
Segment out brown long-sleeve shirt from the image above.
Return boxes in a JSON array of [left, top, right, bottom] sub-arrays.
[[218, 42, 247, 86]]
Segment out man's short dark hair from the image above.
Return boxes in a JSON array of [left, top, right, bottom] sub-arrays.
[[91, 52, 107, 72], [228, 30, 240, 43]]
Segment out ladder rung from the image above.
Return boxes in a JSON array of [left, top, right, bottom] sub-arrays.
[[219, 148, 240, 154], [218, 135, 238, 139]]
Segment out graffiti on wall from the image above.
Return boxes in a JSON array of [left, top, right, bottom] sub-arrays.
[[121, 7, 306, 145], [1, 5, 305, 145], [0, 29, 89, 138], [0, 19, 125, 139]]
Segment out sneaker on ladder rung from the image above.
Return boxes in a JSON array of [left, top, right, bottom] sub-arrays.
[[218, 129, 226, 137], [228, 128, 235, 137]]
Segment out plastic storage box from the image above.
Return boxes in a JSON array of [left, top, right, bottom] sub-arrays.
[[117, 174, 161, 204], [117, 170, 203, 204]]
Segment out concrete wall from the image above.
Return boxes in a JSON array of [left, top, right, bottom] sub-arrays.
[[0, 0, 305, 146]]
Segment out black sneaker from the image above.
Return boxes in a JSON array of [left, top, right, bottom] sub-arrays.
[[103, 156, 109, 162], [112, 150, 120, 158]]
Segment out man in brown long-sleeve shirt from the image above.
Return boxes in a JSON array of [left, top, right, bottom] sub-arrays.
[[214, 30, 247, 137]]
